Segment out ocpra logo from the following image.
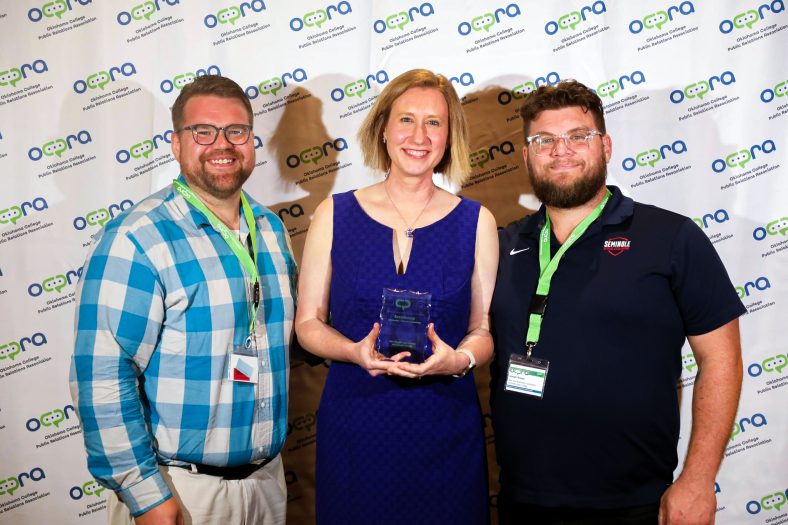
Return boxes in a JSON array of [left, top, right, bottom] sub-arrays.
[[470, 141, 515, 169], [204, 0, 267, 29], [681, 353, 697, 373], [117, 0, 180, 26], [245, 68, 307, 99], [28, 130, 92, 161], [115, 130, 172, 163], [28, 0, 91, 22], [27, 267, 83, 297], [72, 62, 137, 94], [286, 138, 348, 168], [0, 59, 48, 88], [457, 3, 521, 36], [759, 79, 787, 103], [747, 489, 788, 515], [711, 138, 776, 173], [719, 0, 784, 33], [628, 1, 695, 33], [0, 332, 47, 362], [70, 480, 106, 500], [372, 2, 434, 33], [752, 216, 788, 240], [747, 353, 787, 377], [669, 71, 735, 104], [497, 71, 561, 105], [596, 71, 646, 99], [160, 65, 221, 94], [73, 200, 134, 231], [692, 209, 729, 229], [289, 1, 352, 31], [544, 1, 606, 35], [735, 276, 771, 299], [0, 467, 46, 497], [730, 412, 767, 441], [0, 197, 48, 225], [26, 404, 76, 432], [621, 139, 687, 171], [330, 70, 389, 102]]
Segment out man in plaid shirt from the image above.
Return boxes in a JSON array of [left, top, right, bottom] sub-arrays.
[[70, 75, 296, 525]]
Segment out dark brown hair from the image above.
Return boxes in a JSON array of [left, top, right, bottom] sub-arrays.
[[519, 79, 606, 138], [171, 75, 253, 129], [357, 68, 471, 185]]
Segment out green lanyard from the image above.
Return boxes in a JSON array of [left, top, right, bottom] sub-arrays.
[[525, 189, 611, 356], [173, 179, 260, 335]]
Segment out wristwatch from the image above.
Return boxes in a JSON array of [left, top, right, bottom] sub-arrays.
[[453, 349, 476, 377]]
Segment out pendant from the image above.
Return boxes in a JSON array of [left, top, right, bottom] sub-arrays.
[[405, 228, 414, 238]]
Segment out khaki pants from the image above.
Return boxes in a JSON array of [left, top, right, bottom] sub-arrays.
[[107, 455, 286, 525]]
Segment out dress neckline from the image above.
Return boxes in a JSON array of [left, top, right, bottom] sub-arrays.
[[349, 190, 465, 234]]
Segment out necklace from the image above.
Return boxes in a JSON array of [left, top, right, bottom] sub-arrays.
[[383, 180, 435, 238]]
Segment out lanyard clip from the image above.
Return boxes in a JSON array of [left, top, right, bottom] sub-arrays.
[[529, 293, 548, 316], [525, 342, 536, 359]]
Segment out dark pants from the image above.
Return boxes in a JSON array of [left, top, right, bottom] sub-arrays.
[[498, 492, 659, 525]]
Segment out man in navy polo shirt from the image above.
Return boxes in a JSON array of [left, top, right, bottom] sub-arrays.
[[490, 80, 745, 525]]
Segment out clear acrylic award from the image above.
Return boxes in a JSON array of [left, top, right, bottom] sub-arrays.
[[376, 288, 432, 363]]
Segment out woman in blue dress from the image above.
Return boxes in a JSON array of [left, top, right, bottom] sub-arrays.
[[295, 69, 498, 525]]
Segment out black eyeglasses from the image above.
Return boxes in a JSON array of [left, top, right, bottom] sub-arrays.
[[177, 124, 253, 145]]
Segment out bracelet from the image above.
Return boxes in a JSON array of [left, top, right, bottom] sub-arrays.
[[452, 349, 476, 378]]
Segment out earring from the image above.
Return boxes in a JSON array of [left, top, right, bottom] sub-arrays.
[[382, 136, 387, 144]]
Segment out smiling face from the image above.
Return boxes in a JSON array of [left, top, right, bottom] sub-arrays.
[[523, 105, 612, 209], [171, 95, 255, 201], [383, 87, 449, 181]]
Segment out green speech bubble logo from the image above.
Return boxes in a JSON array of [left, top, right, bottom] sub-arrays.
[[83, 480, 106, 497], [597, 80, 620, 98], [470, 150, 490, 168], [726, 149, 751, 169], [0, 68, 23, 88], [300, 146, 324, 165], [87, 208, 111, 227], [0, 206, 23, 225], [682, 353, 697, 373], [684, 80, 709, 100], [41, 408, 66, 428], [305, 10, 327, 28], [0, 342, 22, 361], [386, 12, 409, 30], [132, 1, 156, 20], [43, 274, 67, 293], [173, 73, 196, 90], [558, 11, 581, 30], [762, 492, 787, 511], [636, 149, 660, 167], [513, 82, 536, 98], [0, 477, 20, 496], [734, 10, 759, 29], [131, 140, 154, 159], [395, 299, 411, 310], [344, 80, 367, 98], [472, 13, 495, 32], [43, 139, 67, 157], [87, 71, 110, 90], [766, 218, 788, 236], [259, 77, 283, 96], [644, 11, 668, 30], [43, 0, 67, 18], [763, 354, 787, 373], [218, 7, 241, 25]]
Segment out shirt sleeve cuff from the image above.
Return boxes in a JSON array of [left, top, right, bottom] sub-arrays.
[[116, 470, 173, 517]]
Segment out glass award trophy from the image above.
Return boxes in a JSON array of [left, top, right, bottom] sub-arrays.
[[376, 288, 432, 363]]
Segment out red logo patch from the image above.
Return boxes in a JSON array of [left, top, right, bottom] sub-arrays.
[[603, 237, 631, 256]]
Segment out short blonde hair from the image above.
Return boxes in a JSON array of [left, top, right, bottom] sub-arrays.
[[357, 69, 471, 186]]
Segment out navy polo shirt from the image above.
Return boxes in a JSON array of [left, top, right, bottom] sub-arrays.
[[490, 186, 745, 508]]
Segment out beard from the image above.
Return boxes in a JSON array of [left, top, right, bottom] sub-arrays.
[[184, 149, 253, 200], [527, 150, 607, 209]]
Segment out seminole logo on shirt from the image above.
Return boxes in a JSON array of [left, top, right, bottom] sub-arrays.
[[603, 237, 631, 256]]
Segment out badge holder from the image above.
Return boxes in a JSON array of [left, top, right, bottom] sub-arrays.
[[227, 333, 260, 384], [505, 292, 550, 398]]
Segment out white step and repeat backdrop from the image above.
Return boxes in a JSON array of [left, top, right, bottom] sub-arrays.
[[1, 1, 786, 524]]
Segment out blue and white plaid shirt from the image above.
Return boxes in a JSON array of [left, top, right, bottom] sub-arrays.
[[70, 178, 296, 516]]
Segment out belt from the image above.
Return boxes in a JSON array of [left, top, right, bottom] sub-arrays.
[[173, 457, 274, 480]]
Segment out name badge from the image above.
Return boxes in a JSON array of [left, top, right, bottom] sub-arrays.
[[228, 338, 259, 383], [504, 354, 549, 398]]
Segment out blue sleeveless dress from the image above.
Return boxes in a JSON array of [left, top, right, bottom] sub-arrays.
[[315, 190, 489, 525]]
